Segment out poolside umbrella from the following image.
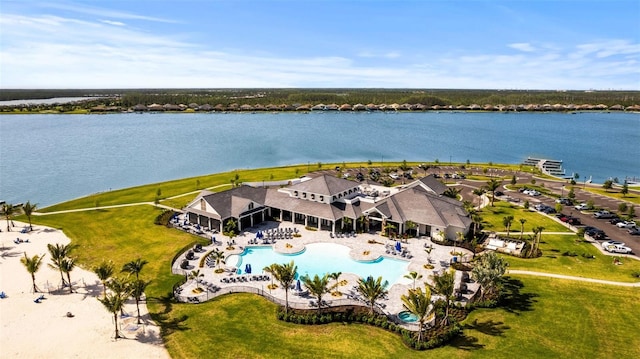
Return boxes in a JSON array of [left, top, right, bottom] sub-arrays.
[[247, 264, 252, 274], [244, 264, 249, 273], [395, 241, 401, 252], [295, 279, 302, 292]]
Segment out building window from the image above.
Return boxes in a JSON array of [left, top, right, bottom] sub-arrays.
[[303, 192, 307, 198], [248, 203, 254, 210], [320, 195, 324, 202], [200, 199, 206, 211], [311, 194, 315, 200]]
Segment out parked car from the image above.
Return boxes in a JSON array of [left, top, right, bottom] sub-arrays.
[[566, 217, 581, 225], [628, 227, 640, 235], [616, 221, 637, 229], [594, 211, 615, 219], [555, 198, 573, 205], [603, 244, 632, 254], [585, 227, 605, 238], [609, 218, 623, 225], [601, 240, 626, 248], [574, 203, 589, 210]]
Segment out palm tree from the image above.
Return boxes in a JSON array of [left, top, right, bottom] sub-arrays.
[[22, 201, 38, 230], [129, 279, 151, 324], [404, 271, 423, 290], [106, 276, 132, 316], [47, 243, 77, 287], [424, 246, 433, 264], [273, 261, 298, 315], [356, 275, 389, 314], [530, 226, 545, 258], [471, 213, 483, 237], [327, 271, 342, 293], [98, 293, 125, 339], [503, 215, 514, 237], [485, 179, 501, 206], [1, 203, 16, 232], [341, 217, 353, 232], [20, 252, 45, 293], [188, 269, 203, 289], [472, 188, 486, 209], [122, 258, 148, 280], [519, 218, 527, 239], [443, 187, 461, 199], [401, 287, 433, 342], [60, 257, 76, 293], [211, 249, 226, 272], [93, 260, 115, 298], [404, 220, 417, 237], [263, 263, 279, 289], [301, 273, 330, 313], [428, 268, 456, 326], [471, 251, 508, 300]]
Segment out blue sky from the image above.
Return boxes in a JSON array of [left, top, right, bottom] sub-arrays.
[[1, 0, 639, 89]]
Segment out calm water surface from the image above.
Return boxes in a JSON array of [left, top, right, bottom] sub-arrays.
[[1, 111, 638, 206]]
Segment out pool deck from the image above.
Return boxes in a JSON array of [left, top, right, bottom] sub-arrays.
[[171, 219, 478, 325]]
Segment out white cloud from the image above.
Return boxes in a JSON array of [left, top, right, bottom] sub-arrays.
[[357, 51, 401, 59], [508, 43, 536, 52], [100, 19, 125, 26], [39, 1, 178, 23]]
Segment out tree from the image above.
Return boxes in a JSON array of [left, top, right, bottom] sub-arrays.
[[263, 263, 279, 289], [273, 261, 298, 315], [404, 271, 423, 290], [485, 179, 502, 206], [1, 203, 16, 232], [341, 217, 352, 232], [93, 260, 115, 298], [301, 273, 330, 313], [122, 258, 148, 281], [472, 188, 486, 209], [567, 187, 575, 200], [471, 251, 508, 301], [212, 249, 226, 272], [328, 271, 342, 294], [471, 213, 483, 237], [443, 187, 461, 199], [129, 279, 151, 324], [519, 218, 527, 239], [510, 175, 517, 185], [428, 269, 455, 326], [621, 182, 629, 197], [98, 293, 125, 339], [224, 218, 238, 236], [400, 287, 432, 343], [404, 220, 417, 237], [106, 276, 133, 316], [60, 257, 76, 293], [22, 201, 38, 230], [20, 252, 45, 293], [618, 202, 628, 214], [47, 243, 77, 287], [530, 226, 545, 258], [356, 275, 389, 315], [602, 180, 613, 192], [629, 206, 636, 219], [502, 215, 514, 237], [189, 269, 203, 290]]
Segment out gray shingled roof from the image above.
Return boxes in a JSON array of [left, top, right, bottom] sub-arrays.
[[287, 174, 359, 196], [200, 186, 267, 219], [414, 174, 448, 195]]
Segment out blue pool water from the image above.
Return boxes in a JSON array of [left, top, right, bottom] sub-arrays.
[[398, 310, 419, 323], [227, 243, 410, 285]]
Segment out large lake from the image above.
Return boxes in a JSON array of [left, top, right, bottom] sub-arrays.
[[1, 111, 638, 207]]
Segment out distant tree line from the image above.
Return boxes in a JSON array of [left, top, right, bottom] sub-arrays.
[[1, 89, 639, 113]]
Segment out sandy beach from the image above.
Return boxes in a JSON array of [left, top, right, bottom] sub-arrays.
[[0, 221, 170, 359]]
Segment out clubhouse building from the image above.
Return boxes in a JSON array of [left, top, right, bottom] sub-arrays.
[[184, 174, 471, 240]]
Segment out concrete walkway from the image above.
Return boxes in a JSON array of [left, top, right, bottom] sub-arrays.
[[508, 270, 640, 287]]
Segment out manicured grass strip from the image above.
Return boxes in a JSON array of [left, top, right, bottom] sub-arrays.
[[502, 234, 640, 282], [582, 187, 640, 205]]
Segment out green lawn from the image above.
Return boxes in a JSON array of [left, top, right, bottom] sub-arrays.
[[503, 234, 640, 282], [157, 276, 640, 359], [582, 187, 640, 205], [479, 200, 571, 233]]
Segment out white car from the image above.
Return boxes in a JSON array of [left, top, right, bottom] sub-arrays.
[[574, 203, 589, 210], [604, 244, 632, 254], [616, 221, 637, 229], [601, 240, 625, 248]]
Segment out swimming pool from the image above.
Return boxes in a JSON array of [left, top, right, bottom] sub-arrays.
[[227, 243, 411, 285]]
